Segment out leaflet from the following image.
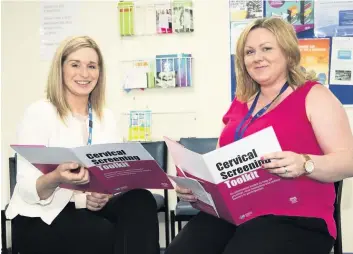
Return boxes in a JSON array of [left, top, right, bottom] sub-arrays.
[[164, 127, 301, 225], [11, 142, 173, 194]]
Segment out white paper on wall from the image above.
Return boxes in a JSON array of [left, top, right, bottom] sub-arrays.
[[40, 2, 80, 61]]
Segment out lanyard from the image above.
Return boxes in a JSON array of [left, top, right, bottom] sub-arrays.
[[234, 82, 289, 141], [87, 101, 93, 145]]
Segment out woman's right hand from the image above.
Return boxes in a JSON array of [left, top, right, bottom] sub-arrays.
[[36, 162, 90, 200], [175, 185, 197, 202], [52, 162, 90, 185]]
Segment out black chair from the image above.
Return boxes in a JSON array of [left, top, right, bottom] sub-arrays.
[[333, 180, 343, 254], [1, 210, 6, 254], [1, 154, 18, 254], [141, 141, 170, 247], [170, 137, 218, 240]]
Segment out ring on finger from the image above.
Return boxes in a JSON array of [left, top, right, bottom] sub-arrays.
[[284, 167, 288, 174]]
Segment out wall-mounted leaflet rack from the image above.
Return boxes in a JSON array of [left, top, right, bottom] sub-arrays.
[[118, 0, 194, 36], [120, 54, 193, 89]]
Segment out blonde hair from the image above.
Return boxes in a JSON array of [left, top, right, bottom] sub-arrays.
[[46, 36, 106, 120], [234, 17, 316, 102]]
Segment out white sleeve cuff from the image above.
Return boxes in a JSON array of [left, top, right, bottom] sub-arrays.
[[17, 177, 57, 205], [16, 156, 58, 205], [17, 172, 59, 205], [74, 192, 87, 209]]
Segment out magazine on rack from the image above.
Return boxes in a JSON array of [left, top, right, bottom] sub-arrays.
[[164, 127, 301, 225], [11, 142, 173, 194]]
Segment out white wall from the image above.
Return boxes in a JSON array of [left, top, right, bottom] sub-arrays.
[[1, 0, 353, 251]]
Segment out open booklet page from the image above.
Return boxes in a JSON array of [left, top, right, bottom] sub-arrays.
[[11, 142, 173, 194], [168, 175, 219, 218], [165, 127, 301, 226]]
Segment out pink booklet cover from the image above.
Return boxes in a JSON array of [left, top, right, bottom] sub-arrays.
[[165, 127, 301, 225], [11, 142, 173, 194]]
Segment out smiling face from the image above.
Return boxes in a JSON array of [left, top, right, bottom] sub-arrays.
[[244, 28, 288, 87], [62, 47, 100, 99]]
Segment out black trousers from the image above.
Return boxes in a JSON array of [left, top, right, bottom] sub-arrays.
[[165, 212, 334, 254], [14, 189, 160, 254]]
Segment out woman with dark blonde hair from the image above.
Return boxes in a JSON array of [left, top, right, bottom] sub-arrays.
[[166, 17, 353, 254], [6, 36, 160, 254]]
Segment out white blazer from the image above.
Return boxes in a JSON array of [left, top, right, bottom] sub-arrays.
[[5, 100, 120, 224]]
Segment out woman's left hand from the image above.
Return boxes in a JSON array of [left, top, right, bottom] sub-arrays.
[[86, 192, 112, 211], [261, 151, 306, 178]]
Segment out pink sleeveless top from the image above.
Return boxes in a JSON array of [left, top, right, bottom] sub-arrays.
[[219, 81, 336, 238]]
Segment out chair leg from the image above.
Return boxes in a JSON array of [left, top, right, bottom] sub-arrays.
[[164, 209, 170, 247], [177, 220, 182, 233], [11, 220, 18, 254], [334, 210, 343, 254], [170, 210, 176, 240], [334, 238, 343, 254], [1, 210, 7, 253]]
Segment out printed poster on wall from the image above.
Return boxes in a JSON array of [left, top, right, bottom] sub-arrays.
[[128, 110, 152, 141], [40, 2, 80, 61], [330, 37, 353, 86], [230, 0, 263, 54], [230, 0, 263, 21], [230, 21, 251, 55], [314, 1, 353, 37], [265, 0, 314, 33], [298, 38, 330, 86]]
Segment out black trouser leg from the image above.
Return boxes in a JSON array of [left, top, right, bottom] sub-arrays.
[[100, 189, 160, 254], [165, 212, 236, 254]]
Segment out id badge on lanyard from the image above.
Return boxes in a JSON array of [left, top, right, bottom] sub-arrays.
[[234, 83, 289, 141], [87, 102, 93, 145]]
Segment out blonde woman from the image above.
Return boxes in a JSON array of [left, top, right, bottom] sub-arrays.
[[166, 18, 353, 254], [6, 36, 160, 254]]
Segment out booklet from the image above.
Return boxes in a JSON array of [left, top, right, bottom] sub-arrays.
[[11, 142, 173, 194], [164, 127, 301, 226]]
